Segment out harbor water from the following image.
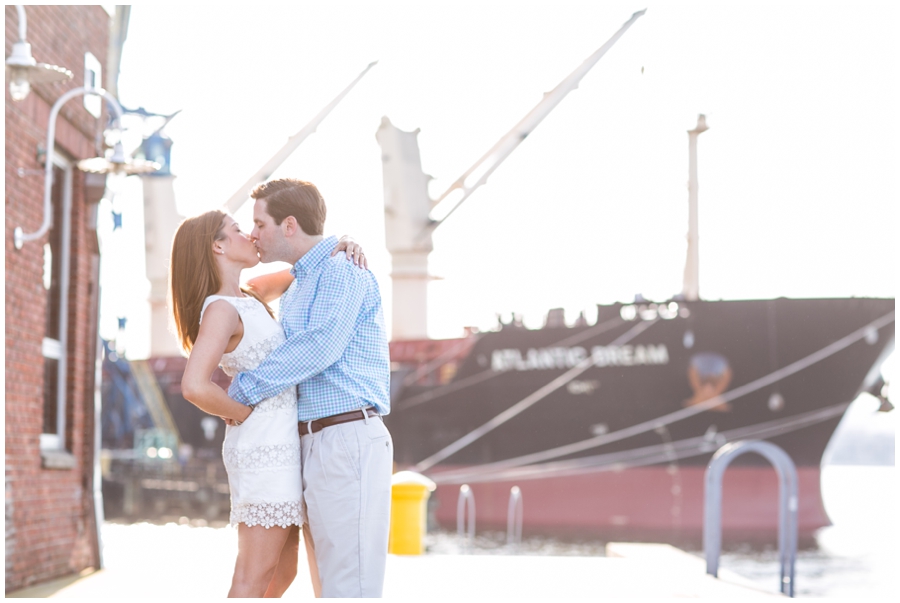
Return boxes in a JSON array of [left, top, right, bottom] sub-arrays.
[[717, 464, 898, 598], [421, 395, 897, 597], [419, 464, 897, 598]]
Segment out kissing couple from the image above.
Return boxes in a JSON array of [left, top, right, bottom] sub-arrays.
[[169, 178, 392, 598]]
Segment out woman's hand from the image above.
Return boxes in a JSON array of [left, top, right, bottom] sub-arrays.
[[222, 405, 253, 426], [182, 301, 261, 424], [333, 235, 368, 269]]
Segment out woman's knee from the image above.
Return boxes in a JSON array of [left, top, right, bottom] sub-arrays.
[[230, 571, 274, 598], [233, 553, 279, 587]]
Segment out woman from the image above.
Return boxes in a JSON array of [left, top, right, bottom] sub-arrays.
[[169, 209, 363, 598]]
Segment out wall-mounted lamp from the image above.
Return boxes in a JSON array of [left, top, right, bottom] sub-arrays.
[[5, 5, 72, 101], [13, 86, 159, 249], [77, 142, 160, 176]]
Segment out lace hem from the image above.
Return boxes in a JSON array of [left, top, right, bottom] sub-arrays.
[[231, 500, 304, 529], [223, 443, 301, 471]]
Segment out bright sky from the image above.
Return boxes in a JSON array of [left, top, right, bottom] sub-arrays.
[[97, 1, 897, 359]]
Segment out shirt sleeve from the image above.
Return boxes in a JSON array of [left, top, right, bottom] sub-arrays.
[[229, 259, 366, 406]]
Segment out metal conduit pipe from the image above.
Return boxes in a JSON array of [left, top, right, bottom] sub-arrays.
[[15, 87, 124, 249], [456, 484, 475, 553], [14, 87, 125, 454], [704, 440, 798, 597], [15, 5, 27, 41]]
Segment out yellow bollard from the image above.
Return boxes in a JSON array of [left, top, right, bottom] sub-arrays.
[[389, 471, 436, 555]]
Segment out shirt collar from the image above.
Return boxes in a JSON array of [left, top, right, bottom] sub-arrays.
[[291, 236, 338, 278]]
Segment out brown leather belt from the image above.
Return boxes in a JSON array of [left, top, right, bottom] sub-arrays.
[[298, 407, 379, 436]]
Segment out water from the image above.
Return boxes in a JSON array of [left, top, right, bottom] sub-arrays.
[[713, 395, 898, 598], [421, 465, 898, 598], [717, 465, 898, 598]]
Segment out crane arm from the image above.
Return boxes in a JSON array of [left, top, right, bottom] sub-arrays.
[[424, 9, 646, 236], [222, 61, 377, 214]]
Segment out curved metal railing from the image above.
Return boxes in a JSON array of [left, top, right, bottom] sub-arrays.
[[704, 440, 798, 597], [506, 486, 523, 551], [456, 484, 475, 553]]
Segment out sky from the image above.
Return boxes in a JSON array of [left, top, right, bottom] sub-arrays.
[[97, 1, 897, 358]]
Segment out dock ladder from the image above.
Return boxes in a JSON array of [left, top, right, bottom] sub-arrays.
[[704, 439, 798, 597], [457, 484, 475, 552], [507, 486, 523, 550]]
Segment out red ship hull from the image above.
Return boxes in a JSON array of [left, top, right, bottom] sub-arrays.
[[428, 465, 830, 541]]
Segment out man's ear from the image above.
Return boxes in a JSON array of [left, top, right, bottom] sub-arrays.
[[281, 215, 299, 237]]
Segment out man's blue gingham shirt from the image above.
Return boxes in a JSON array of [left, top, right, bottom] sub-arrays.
[[229, 236, 391, 421]]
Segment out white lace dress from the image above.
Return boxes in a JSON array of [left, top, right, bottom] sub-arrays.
[[200, 294, 305, 529]]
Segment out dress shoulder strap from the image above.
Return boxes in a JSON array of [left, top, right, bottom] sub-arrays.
[[199, 295, 244, 324]]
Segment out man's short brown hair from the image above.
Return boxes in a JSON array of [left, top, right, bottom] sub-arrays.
[[251, 178, 326, 236]]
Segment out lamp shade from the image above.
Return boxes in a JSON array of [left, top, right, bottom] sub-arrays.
[[5, 41, 72, 101], [77, 155, 161, 175], [78, 143, 160, 175]]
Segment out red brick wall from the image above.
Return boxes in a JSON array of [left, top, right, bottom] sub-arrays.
[[5, 5, 109, 592]]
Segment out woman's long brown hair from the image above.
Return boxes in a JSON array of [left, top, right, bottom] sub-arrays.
[[168, 210, 271, 354]]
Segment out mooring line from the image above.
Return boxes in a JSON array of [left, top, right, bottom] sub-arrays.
[[414, 318, 658, 471], [423, 311, 894, 477]]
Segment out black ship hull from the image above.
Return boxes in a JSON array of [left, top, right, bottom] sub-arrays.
[[386, 297, 894, 539]]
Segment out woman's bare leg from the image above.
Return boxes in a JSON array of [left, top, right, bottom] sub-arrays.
[[264, 525, 299, 597], [229, 524, 291, 598], [303, 523, 323, 598]]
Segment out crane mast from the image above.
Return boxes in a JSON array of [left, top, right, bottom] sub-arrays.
[[377, 10, 646, 340], [221, 61, 377, 214]]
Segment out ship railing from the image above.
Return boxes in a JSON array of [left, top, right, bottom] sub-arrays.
[[704, 439, 798, 597], [506, 486, 523, 551], [456, 484, 475, 553]]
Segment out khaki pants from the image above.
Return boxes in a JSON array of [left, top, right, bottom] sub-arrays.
[[300, 414, 393, 597]]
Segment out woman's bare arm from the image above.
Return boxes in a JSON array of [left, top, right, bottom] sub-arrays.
[[181, 301, 253, 423], [245, 237, 368, 303], [245, 270, 294, 303]]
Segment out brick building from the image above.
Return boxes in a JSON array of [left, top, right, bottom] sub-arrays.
[[5, 5, 116, 592]]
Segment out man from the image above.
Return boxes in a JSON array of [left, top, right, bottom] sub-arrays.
[[229, 178, 393, 598]]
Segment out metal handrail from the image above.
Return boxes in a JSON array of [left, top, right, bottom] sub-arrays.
[[456, 484, 475, 553], [704, 439, 798, 597], [506, 486, 523, 550]]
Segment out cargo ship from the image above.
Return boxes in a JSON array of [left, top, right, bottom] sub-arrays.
[[385, 296, 894, 541]]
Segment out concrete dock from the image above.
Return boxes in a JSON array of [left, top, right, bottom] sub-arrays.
[[7, 523, 781, 598]]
